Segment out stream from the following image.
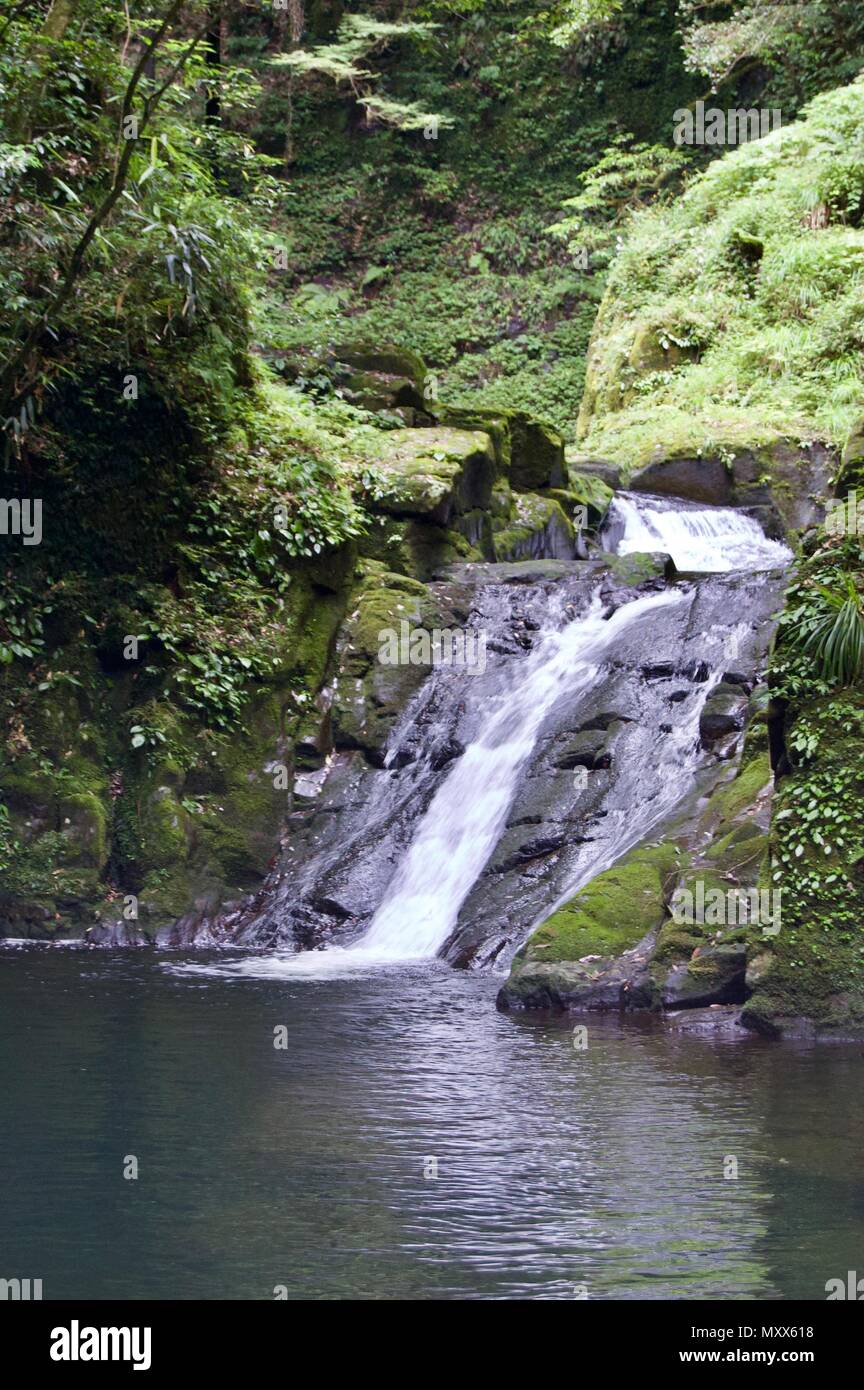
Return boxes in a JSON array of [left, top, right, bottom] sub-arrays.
[[1, 947, 862, 1300]]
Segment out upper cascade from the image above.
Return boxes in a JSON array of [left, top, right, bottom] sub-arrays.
[[603, 492, 791, 573]]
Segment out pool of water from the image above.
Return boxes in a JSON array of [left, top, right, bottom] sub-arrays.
[[1, 947, 861, 1300]]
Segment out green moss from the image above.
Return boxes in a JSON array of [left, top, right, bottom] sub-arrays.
[[706, 823, 768, 877], [565, 469, 614, 517], [652, 866, 727, 963], [370, 427, 498, 523], [709, 751, 772, 824], [579, 80, 864, 465], [434, 405, 513, 475], [493, 493, 574, 562], [57, 791, 108, 869], [520, 842, 680, 964], [605, 551, 674, 585]]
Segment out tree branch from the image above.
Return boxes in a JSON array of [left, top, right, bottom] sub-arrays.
[[1, 2, 214, 418]]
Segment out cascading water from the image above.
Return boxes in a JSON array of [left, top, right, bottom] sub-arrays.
[[171, 494, 790, 980], [603, 492, 790, 572], [358, 589, 682, 959]]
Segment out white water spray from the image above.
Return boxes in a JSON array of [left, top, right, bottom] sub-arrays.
[[607, 494, 790, 572], [357, 588, 682, 959]]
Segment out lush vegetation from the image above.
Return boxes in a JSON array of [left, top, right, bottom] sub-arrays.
[[577, 79, 864, 467], [3, 0, 864, 1029]]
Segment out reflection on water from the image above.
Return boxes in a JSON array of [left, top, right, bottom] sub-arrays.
[[1, 948, 861, 1300]]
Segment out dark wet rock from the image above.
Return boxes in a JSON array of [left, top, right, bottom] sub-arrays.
[[83, 920, 153, 947], [565, 453, 622, 490], [663, 1005, 746, 1036], [700, 683, 749, 744], [551, 728, 615, 771], [490, 831, 569, 874], [660, 943, 747, 1008], [631, 455, 733, 506], [429, 736, 465, 771], [497, 950, 658, 1013], [577, 710, 633, 731], [630, 441, 833, 533]]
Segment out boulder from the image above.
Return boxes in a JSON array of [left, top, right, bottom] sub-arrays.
[[550, 728, 616, 771], [509, 414, 566, 491], [631, 454, 734, 506], [339, 368, 425, 415], [329, 568, 466, 763], [497, 843, 678, 1011], [700, 683, 749, 744], [370, 428, 498, 526], [334, 343, 427, 395], [660, 943, 747, 1008], [565, 452, 622, 490], [492, 493, 574, 561], [835, 416, 864, 494], [630, 440, 834, 532], [432, 404, 512, 476], [434, 404, 566, 491]]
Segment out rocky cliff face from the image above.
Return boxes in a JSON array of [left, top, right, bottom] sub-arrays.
[[0, 347, 596, 946]]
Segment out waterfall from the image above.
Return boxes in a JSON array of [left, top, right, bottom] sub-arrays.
[[171, 494, 790, 980], [604, 492, 790, 572], [357, 589, 683, 959]]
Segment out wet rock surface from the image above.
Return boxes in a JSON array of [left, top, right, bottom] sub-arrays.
[[170, 553, 787, 970], [629, 441, 832, 534]]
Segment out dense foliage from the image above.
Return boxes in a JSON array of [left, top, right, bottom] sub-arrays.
[[2, 0, 864, 966]]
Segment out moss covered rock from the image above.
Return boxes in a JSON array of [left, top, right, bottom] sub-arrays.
[[835, 415, 864, 494], [493, 493, 574, 561], [370, 427, 498, 525], [330, 567, 464, 762], [498, 842, 680, 1011], [509, 414, 566, 491]]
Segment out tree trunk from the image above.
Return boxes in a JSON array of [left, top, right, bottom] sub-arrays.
[[205, 7, 221, 125]]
